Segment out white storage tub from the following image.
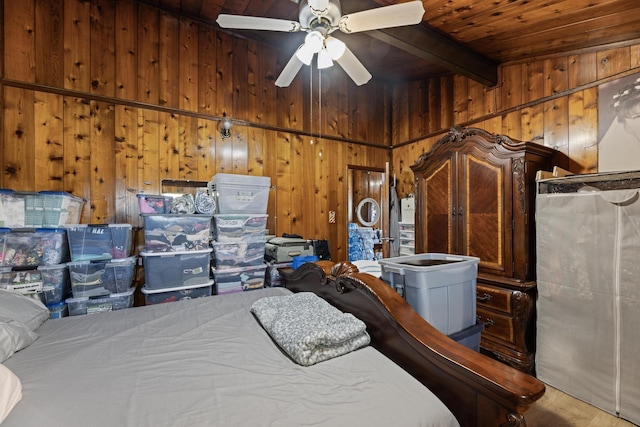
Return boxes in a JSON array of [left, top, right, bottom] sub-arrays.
[[208, 173, 270, 214], [378, 253, 480, 335]]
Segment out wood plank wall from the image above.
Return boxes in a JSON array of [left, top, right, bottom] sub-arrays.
[[0, 0, 391, 262], [391, 43, 640, 199]]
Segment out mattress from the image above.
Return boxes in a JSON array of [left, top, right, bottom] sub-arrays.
[[3, 288, 458, 427]]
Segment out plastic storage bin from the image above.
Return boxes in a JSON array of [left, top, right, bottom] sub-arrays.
[[211, 239, 266, 268], [212, 263, 266, 295], [212, 213, 268, 241], [46, 301, 68, 319], [208, 173, 270, 214], [14, 191, 44, 227], [65, 287, 134, 316], [141, 280, 213, 305], [0, 228, 70, 267], [39, 191, 84, 227], [292, 255, 319, 270], [0, 267, 43, 294], [448, 321, 484, 351], [264, 262, 292, 287], [66, 224, 133, 261], [136, 194, 173, 214], [68, 256, 137, 297], [37, 263, 71, 304], [378, 253, 480, 335], [142, 214, 212, 252], [0, 189, 25, 227], [140, 248, 212, 290]]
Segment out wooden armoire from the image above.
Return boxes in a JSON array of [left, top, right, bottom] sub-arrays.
[[410, 126, 570, 373]]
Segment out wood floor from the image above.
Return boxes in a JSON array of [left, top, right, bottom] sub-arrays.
[[526, 384, 638, 427]]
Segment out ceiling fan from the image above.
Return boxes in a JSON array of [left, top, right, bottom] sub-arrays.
[[216, 0, 425, 87]]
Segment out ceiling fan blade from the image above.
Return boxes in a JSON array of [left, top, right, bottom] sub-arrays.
[[334, 45, 372, 86], [216, 15, 301, 32], [275, 52, 305, 87], [339, 1, 425, 34]]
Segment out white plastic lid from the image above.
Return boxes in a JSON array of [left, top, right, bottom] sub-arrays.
[[141, 280, 213, 294], [140, 248, 212, 257], [65, 286, 135, 303]]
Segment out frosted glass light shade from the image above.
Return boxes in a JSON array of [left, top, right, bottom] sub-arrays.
[[325, 36, 346, 60], [317, 48, 334, 69], [304, 31, 324, 53], [295, 44, 315, 65]]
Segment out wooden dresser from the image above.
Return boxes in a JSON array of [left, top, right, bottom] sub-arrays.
[[410, 126, 569, 373]]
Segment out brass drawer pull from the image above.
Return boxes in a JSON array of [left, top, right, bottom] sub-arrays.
[[478, 315, 495, 327], [476, 292, 493, 302]]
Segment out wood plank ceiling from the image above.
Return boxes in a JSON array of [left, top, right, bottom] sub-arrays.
[[142, 0, 640, 86]]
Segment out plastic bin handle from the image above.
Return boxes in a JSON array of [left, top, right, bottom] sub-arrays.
[[380, 265, 405, 275], [287, 251, 302, 257]]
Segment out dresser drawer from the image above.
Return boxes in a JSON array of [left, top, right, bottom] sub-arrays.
[[477, 308, 514, 344], [476, 283, 512, 314]]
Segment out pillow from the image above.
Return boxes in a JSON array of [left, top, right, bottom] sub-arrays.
[[0, 317, 39, 363], [0, 289, 49, 331], [0, 363, 22, 424]]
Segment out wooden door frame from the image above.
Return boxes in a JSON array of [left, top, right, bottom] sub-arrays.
[[346, 163, 390, 259]]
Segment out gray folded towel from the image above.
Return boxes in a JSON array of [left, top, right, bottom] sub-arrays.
[[251, 292, 370, 366]]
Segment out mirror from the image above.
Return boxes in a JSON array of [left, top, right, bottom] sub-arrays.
[[356, 197, 380, 227]]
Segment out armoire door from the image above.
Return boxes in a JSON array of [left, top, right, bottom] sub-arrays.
[[417, 147, 514, 279], [458, 148, 513, 278], [417, 154, 456, 255]]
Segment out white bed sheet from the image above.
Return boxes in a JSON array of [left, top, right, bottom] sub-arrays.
[[3, 288, 458, 427]]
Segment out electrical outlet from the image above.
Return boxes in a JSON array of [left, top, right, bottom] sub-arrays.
[[329, 211, 336, 224]]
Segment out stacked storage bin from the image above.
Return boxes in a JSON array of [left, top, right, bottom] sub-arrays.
[[64, 224, 136, 316], [138, 194, 214, 304], [0, 190, 85, 318], [209, 174, 270, 295], [0, 228, 72, 318]]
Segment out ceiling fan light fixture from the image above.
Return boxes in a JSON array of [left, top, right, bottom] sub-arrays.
[[317, 48, 334, 69], [295, 44, 315, 66], [325, 36, 346, 60], [304, 31, 325, 53]]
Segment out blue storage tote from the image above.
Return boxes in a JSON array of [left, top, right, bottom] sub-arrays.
[[141, 248, 212, 290], [66, 224, 133, 261], [142, 214, 212, 252], [378, 253, 480, 335], [0, 227, 70, 267], [37, 263, 71, 305], [46, 301, 68, 319], [448, 321, 484, 352], [65, 287, 134, 316], [141, 280, 213, 305], [68, 256, 137, 297]]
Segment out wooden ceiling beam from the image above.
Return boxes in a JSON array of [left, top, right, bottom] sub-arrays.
[[341, 0, 499, 86]]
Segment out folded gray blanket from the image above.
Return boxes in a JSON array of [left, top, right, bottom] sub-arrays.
[[251, 292, 370, 366]]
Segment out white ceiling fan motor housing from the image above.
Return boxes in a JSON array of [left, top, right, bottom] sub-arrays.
[[299, 0, 341, 35]]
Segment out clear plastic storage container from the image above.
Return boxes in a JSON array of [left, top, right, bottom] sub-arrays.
[[141, 281, 213, 305]]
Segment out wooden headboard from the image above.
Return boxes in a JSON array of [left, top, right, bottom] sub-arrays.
[[280, 261, 545, 427]]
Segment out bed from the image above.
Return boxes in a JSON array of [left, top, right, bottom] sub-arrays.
[[0, 260, 544, 426]]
